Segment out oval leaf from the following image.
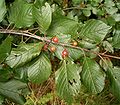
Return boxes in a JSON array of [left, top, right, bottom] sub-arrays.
[[79, 19, 111, 44], [6, 42, 44, 68], [33, 2, 52, 33], [28, 54, 52, 83], [8, 0, 34, 28], [0, 36, 12, 64], [81, 57, 105, 94], [0, 0, 6, 22], [68, 48, 83, 60], [55, 60, 81, 103], [107, 67, 120, 100], [0, 80, 27, 105], [112, 30, 120, 49], [47, 16, 79, 37]]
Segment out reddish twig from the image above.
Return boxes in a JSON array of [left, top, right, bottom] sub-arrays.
[[0, 29, 120, 60]]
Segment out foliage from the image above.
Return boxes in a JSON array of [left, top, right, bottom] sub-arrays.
[[25, 92, 53, 105], [0, 0, 120, 104]]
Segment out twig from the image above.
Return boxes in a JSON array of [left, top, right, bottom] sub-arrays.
[[63, 6, 81, 10], [0, 29, 50, 42], [99, 53, 120, 60], [0, 29, 120, 60]]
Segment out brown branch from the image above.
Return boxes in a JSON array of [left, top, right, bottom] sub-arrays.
[[0, 29, 120, 60]]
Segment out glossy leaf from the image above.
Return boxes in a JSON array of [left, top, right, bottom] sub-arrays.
[[103, 41, 114, 53], [0, 36, 12, 64], [0, 67, 12, 82], [34, 0, 45, 9], [28, 54, 51, 83], [81, 57, 105, 94], [33, 2, 52, 33], [8, 0, 34, 28], [87, 47, 100, 58], [68, 48, 83, 60], [14, 65, 28, 82], [105, 7, 118, 15], [54, 45, 64, 60], [99, 58, 113, 71], [79, 19, 111, 44], [55, 60, 81, 103], [0, 0, 6, 22], [107, 67, 120, 100], [56, 33, 71, 43], [54, 44, 83, 60], [6, 42, 44, 68], [0, 80, 27, 105], [79, 40, 96, 49], [112, 30, 120, 49], [47, 16, 79, 38]]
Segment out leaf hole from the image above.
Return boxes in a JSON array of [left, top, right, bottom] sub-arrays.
[[68, 80, 73, 85], [73, 79, 76, 83]]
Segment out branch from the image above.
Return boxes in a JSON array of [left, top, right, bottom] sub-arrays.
[[0, 29, 50, 42], [0, 29, 120, 60]]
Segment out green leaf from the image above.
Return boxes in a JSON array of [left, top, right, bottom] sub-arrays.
[[53, 44, 83, 60], [79, 19, 111, 44], [55, 60, 81, 103], [0, 67, 12, 82], [0, 0, 6, 22], [54, 45, 64, 60], [72, 0, 82, 5], [79, 40, 96, 49], [107, 67, 120, 100], [0, 80, 27, 105], [82, 9, 91, 17], [92, 7, 97, 14], [0, 95, 4, 105], [28, 54, 51, 83], [33, 2, 52, 33], [104, 0, 115, 7], [6, 42, 44, 68], [8, 0, 34, 28], [38, 93, 53, 104], [112, 14, 120, 22], [99, 58, 113, 71], [112, 30, 120, 49], [67, 11, 78, 21], [105, 7, 118, 15], [97, 8, 105, 16], [87, 47, 100, 58], [81, 57, 105, 94], [56, 33, 71, 43], [68, 48, 83, 60], [106, 16, 116, 26], [103, 41, 114, 53], [0, 36, 12, 64], [47, 16, 79, 38], [116, 2, 120, 9], [14, 66, 28, 82], [34, 0, 45, 8], [50, 34, 71, 60]]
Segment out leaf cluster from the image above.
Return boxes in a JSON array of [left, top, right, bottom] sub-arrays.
[[0, 0, 120, 104]]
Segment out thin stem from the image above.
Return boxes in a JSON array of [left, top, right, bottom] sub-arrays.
[[0, 29, 120, 60], [63, 6, 81, 10]]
